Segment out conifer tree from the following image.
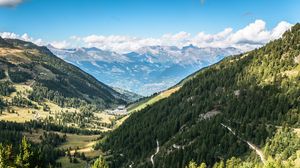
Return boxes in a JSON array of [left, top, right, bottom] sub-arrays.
[[92, 155, 109, 168]]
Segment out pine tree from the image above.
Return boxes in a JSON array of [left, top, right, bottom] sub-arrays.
[[185, 161, 197, 168], [185, 161, 207, 168], [92, 155, 109, 168], [15, 137, 33, 168], [0, 144, 7, 168], [199, 162, 207, 168]]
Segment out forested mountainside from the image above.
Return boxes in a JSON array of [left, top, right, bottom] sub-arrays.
[[0, 37, 127, 110], [101, 24, 300, 168]]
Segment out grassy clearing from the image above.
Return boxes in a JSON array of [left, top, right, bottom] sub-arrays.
[[24, 129, 102, 159], [94, 112, 114, 124], [59, 133, 99, 150], [57, 157, 87, 168], [58, 133, 102, 158], [0, 84, 77, 122], [115, 115, 129, 128], [0, 83, 117, 131], [128, 86, 180, 113]]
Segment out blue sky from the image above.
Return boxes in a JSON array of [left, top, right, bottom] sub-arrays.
[[0, 0, 299, 52]]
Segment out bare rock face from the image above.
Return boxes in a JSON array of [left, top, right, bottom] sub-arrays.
[[294, 54, 300, 64], [234, 90, 240, 96], [199, 110, 221, 120]]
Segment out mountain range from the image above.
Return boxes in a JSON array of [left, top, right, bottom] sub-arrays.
[[48, 45, 242, 96]]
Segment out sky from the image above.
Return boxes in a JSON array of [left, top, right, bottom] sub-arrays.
[[0, 0, 299, 52]]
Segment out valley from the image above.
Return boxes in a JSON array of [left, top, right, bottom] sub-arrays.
[[49, 45, 241, 96], [0, 2, 299, 167]]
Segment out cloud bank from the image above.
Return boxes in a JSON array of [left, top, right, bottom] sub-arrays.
[[0, 20, 293, 53], [74, 20, 293, 53], [0, 32, 43, 45], [0, 0, 24, 7]]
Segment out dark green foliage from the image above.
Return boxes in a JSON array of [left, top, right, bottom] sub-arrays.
[[0, 121, 85, 167], [0, 98, 5, 112], [0, 82, 15, 96], [39, 132, 66, 147], [191, 127, 300, 168], [0, 129, 23, 145], [11, 94, 37, 109], [264, 127, 300, 160], [0, 36, 14, 48], [28, 84, 87, 108], [0, 137, 65, 168], [102, 24, 300, 168], [0, 69, 5, 79], [58, 110, 94, 128], [9, 70, 33, 83], [0, 120, 102, 135]]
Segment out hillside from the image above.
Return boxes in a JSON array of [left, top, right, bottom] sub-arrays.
[[127, 87, 180, 113], [113, 87, 143, 103], [0, 37, 133, 167], [101, 24, 300, 168], [0, 37, 126, 107], [0, 37, 132, 129]]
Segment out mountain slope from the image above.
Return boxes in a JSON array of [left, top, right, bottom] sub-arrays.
[[0, 37, 126, 110], [49, 45, 241, 96], [113, 87, 144, 103], [101, 24, 300, 168]]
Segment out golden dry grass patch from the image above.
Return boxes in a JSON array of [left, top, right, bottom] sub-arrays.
[[294, 128, 300, 137], [128, 86, 181, 113], [0, 106, 50, 123], [44, 101, 77, 114], [94, 112, 114, 124]]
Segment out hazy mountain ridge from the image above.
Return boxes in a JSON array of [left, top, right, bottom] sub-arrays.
[[49, 45, 242, 96]]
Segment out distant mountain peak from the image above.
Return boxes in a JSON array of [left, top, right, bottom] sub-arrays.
[[48, 44, 241, 96]]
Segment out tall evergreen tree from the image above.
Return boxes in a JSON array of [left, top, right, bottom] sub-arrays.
[[92, 155, 109, 168]]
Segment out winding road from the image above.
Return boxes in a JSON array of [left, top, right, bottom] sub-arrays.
[[221, 123, 266, 164], [150, 140, 160, 167]]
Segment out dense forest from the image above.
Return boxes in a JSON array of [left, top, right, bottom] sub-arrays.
[[0, 119, 105, 167], [101, 24, 300, 167], [0, 125, 65, 167]]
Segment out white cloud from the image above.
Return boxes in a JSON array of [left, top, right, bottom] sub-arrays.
[[50, 41, 70, 49], [229, 20, 270, 45], [0, 32, 19, 39], [70, 36, 81, 41], [0, 0, 24, 7], [270, 21, 293, 40], [74, 20, 292, 53], [21, 33, 31, 41], [0, 32, 44, 45], [0, 20, 293, 53]]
